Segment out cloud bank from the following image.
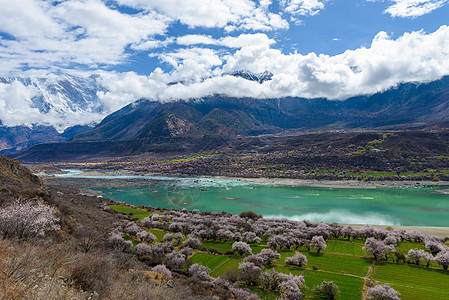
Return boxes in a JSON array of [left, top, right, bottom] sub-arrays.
[[0, 0, 449, 129]]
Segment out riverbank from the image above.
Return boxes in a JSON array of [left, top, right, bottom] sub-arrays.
[[36, 166, 449, 190], [213, 176, 449, 189]]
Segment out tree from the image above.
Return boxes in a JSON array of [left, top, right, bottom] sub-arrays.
[[311, 236, 327, 253], [239, 210, 259, 219], [285, 253, 308, 267], [363, 238, 393, 261], [137, 231, 157, 243], [189, 263, 210, 281], [0, 199, 60, 239], [435, 250, 449, 270], [165, 251, 186, 270], [232, 241, 253, 256], [135, 243, 152, 256], [183, 236, 201, 249], [238, 262, 262, 285], [258, 249, 280, 266], [425, 240, 445, 255], [152, 264, 172, 278], [312, 281, 340, 300], [243, 232, 261, 244], [367, 284, 400, 300], [260, 269, 285, 291], [279, 275, 305, 300]]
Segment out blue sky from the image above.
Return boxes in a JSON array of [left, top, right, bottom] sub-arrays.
[[1, 0, 449, 128], [108, 0, 449, 75]]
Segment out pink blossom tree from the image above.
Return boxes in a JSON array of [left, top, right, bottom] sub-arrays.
[[311, 236, 327, 253], [367, 284, 400, 300]]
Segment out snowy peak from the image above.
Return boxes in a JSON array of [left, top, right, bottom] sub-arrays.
[[225, 70, 273, 84], [0, 74, 104, 115]]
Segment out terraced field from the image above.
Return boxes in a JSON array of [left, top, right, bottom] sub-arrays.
[[110, 206, 449, 299], [372, 263, 449, 299]]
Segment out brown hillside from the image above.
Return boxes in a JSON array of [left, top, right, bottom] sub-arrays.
[[0, 155, 42, 187]]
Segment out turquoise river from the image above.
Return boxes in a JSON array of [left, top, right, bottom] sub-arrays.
[[56, 170, 449, 227]]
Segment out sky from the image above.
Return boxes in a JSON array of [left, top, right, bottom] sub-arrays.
[[1, 0, 449, 129]]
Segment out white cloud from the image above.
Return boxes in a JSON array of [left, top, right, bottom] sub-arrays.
[[0, 0, 171, 72], [281, 0, 326, 22], [176, 33, 275, 48], [120, 25, 449, 101], [116, 0, 288, 31], [369, 0, 449, 18]]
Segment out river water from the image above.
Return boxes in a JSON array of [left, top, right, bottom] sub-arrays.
[[56, 170, 449, 227]]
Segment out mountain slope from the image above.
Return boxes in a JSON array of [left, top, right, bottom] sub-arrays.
[[9, 76, 449, 161]]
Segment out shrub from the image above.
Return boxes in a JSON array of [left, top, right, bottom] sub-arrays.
[[285, 253, 308, 267], [239, 210, 259, 219], [135, 243, 152, 256], [223, 268, 240, 283], [68, 253, 112, 295], [189, 263, 210, 281], [312, 281, 339, 300], [152, 264, 172, 278], [208, 247, 223, 255], [238, 262, 262, 285]]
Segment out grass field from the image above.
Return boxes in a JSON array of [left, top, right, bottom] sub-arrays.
[[301, 252, 372, 277], [302, 270, 364, 300], [108, 205, 449, 299], [190, 252, 243, 277], [110, 205, 151, 221], [390, 283, 449, 300], [396, 242, 426, 254], [325, 240, 366, 256], [202, 241, 265, 254], [149, 229, 167, 242], [190, 253, 231, 271], [372, 262, 449, 292]]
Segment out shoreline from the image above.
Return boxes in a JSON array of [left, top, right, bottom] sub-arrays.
[[211, 175, 449, 189], [36, 167, 449, 190]]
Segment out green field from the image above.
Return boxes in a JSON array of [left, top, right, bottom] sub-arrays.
[[202, 241, 265, 254], [373, 263, 449, 292], [110, 205, 151, 221], [149, 229, 167, 242], [109, 206, 449, 299], [325, 240, 366, 256], [302, 252, 372, 277], [191, 252, 243, 277], [302, 270, 364, 300], [391, 284, 449, 300]]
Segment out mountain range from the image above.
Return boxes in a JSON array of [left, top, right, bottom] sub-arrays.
[[0, 74, 103, 153], [9, 75, 449, 162]]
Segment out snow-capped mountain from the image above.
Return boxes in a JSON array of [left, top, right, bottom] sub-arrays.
[[0, 74, 105, 117], [0, 74, 105, 153], [225, 70, 273, 83]]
